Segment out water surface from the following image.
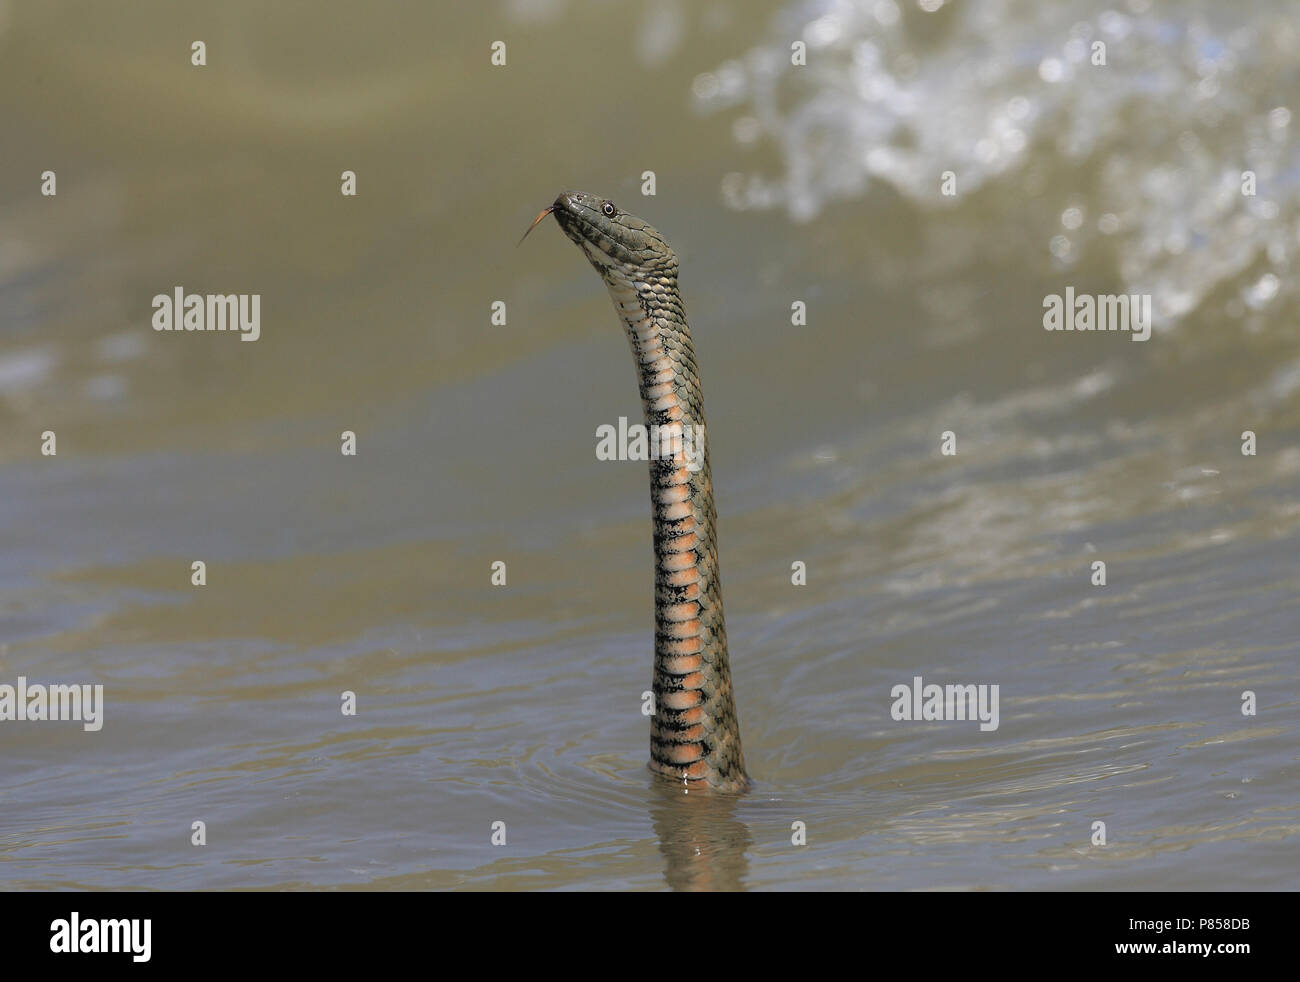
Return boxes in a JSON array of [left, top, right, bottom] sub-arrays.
[[0, 0, 1297, 890]]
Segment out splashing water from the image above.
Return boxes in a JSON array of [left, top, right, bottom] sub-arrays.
[[692, 0, 1300, 326]]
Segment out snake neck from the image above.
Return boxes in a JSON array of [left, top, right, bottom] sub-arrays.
[[601, 267, 748, 793]]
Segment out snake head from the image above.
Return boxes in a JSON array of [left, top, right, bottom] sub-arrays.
[[550, 190, 677, 276]]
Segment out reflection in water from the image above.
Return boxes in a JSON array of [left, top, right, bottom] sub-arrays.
[[648, 780, 752, 891]]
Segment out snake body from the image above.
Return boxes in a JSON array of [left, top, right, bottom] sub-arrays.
[[541, 190, 748, 792]]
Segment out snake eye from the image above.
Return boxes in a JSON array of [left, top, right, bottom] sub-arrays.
[[602, 201, 617, 217]]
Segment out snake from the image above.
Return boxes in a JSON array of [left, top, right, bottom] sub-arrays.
[[523, 191, 749, 793]]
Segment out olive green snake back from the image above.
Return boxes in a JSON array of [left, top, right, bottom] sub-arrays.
[[545, 190, 748, 792]]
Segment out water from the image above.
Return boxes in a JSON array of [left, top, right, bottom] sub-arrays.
[[0, 0, 1296, 890]]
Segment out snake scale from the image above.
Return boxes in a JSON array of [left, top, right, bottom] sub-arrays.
[[525, 190, 749, 792]]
